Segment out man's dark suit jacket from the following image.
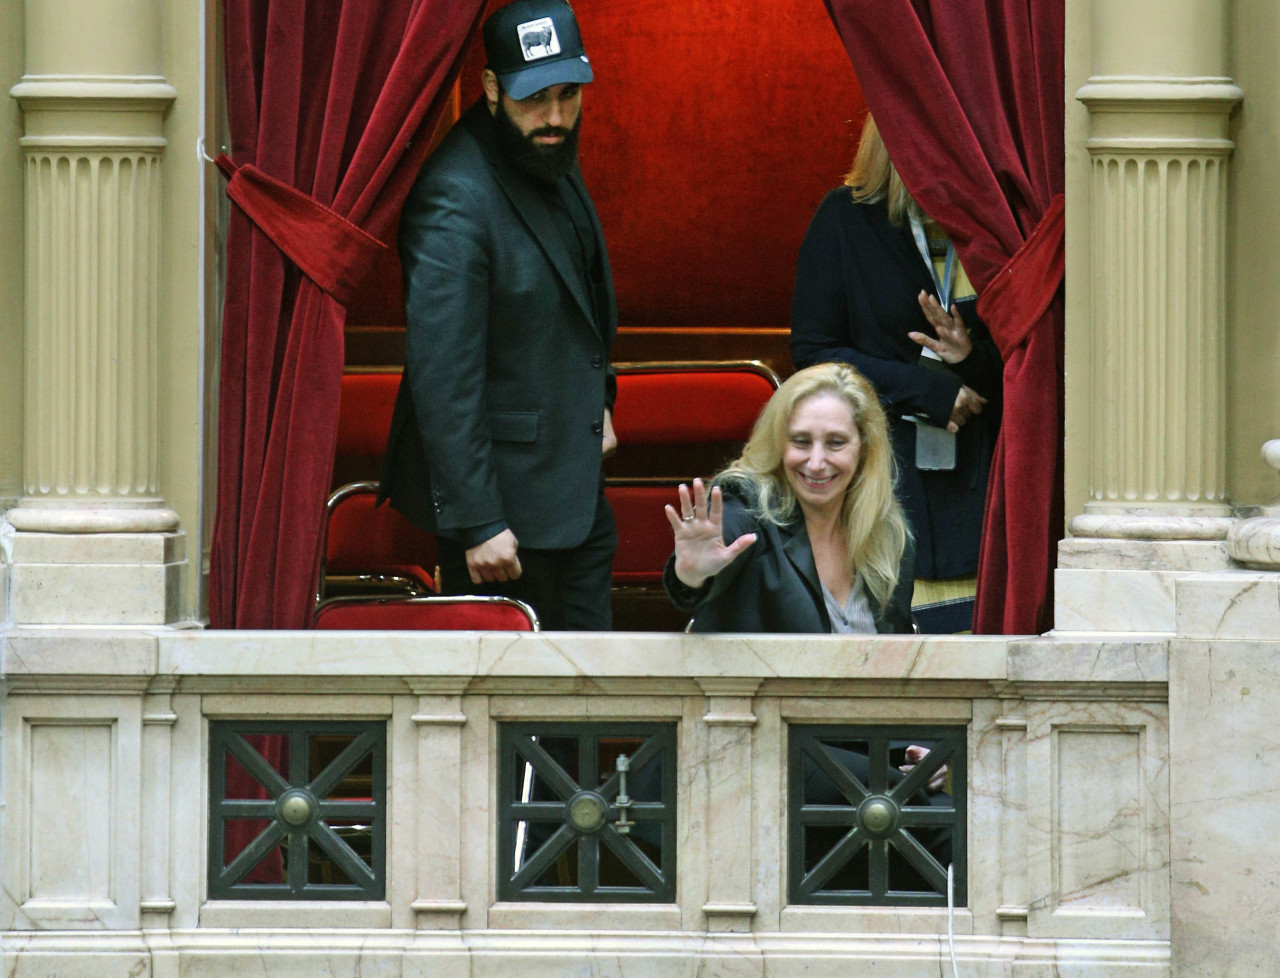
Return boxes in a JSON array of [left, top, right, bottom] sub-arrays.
[[662, 483, 915, 634], [791, 189, 1002, 579], [381, 100, 617, 550]]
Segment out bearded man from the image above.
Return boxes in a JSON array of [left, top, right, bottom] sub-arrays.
[[381, 0, 618, 629]]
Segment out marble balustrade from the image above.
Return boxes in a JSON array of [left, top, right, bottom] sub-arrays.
[[0, 623, 1203, 978]]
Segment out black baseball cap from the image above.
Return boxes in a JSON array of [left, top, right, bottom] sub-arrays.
[[483, 0, 594, 101]]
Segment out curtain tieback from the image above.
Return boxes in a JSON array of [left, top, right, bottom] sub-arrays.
[[976, 193, 1065, 360], [215, 154, 387, 306]]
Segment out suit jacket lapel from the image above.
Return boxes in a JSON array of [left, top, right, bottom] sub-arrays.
[[780, 519, 831, 630], [464, 103, 601, 334], [565, 169, 616, 343]]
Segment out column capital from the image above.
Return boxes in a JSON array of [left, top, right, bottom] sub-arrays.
[[1077, 75, 1241, 150], [11, 74, 176, 150], [11, 74, 177, 105], [1076, 75, 1243, 109]]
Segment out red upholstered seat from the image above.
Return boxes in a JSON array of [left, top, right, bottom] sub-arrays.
[[606, 484, 681, 584], [336, 371, 402, 457], [323, 482, 437, 596], [611, 363, 779, 445], [313, 595, 539, 631], [606, 361, 780, 589]]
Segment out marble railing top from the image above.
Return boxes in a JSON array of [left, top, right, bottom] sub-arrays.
[[1, 627, 1171, 691]]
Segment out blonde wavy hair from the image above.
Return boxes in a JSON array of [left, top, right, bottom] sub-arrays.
[[716, 363, 910, 609], [844, 115, 917, 227]]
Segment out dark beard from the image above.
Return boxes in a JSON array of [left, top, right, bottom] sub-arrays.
[[492, 97, 581, 184]]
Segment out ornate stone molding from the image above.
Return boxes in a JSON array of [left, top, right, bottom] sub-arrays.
[[1227, 440, 1280, 569]]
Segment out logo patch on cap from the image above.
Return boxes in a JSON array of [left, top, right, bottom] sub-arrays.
[[517, 18, 561, 62]]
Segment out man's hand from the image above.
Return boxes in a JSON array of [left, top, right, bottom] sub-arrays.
[[466, 529, 522, 584], [899, 744, 948, 793], [601, 407, 617, 459], [947, 385, 987, 433]]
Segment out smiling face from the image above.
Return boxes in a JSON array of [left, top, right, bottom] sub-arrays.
[[782, 392, 862, 519]]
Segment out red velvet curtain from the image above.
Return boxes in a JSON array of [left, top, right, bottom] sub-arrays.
[[824, 0, 1065, 634], [211, 0, 487, 628]]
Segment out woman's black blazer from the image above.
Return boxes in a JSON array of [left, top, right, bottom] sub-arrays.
[[662, 484, 915, 634], [790, 190, 1002, 579]]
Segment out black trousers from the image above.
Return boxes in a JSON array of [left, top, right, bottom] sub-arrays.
[[436, 489, 616, 631]]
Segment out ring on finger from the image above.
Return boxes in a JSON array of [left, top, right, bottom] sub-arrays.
[[682, 513, 695, 522]]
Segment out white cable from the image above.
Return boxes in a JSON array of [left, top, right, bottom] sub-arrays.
[[946, 863, 959, 978]]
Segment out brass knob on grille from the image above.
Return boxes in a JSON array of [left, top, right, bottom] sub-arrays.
[[279, 789, 315, 827], [858, 796, 898, 836], [566, 791, 608, 833]]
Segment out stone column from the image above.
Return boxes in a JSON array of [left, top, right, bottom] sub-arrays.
[[697, 678, 760, 933], [409, 682, 470, 929], [1056, 0, 1242, 632], [6, 0, 184, 624]]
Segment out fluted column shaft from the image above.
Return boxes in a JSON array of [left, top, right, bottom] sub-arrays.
[[1071, 0, 1237, 539], [6, 0, 183, 623], [1055, 0, 1240, 632], [1071, 79, 1239, 538], [19, 139, 169, 518]]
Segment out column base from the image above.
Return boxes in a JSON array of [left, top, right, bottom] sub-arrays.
[[1054, 567, 1181, 632], [1170, 572, 1280, 977], [8, 529, 185, 625], [1055, 511, 1237, 632], [6, 498, 180, 534], [1227, 516, 1280, 569]]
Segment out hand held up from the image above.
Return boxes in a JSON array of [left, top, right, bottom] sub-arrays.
[[664, 478, 755, 589], [909, 290, 973, 363]]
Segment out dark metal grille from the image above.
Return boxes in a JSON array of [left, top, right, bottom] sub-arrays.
[[208, 721, 385, 900], [498, 722, 677, 902], [788, 724, 966, 906]]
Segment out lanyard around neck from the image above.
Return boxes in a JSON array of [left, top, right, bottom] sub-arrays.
[[908, 210, 956, 312]]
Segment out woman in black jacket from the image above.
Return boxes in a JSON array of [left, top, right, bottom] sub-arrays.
[[790, 117, 1002, 631], [662, 362, 914, 634]]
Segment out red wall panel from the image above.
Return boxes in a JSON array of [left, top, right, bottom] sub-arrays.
[[573, 0, 865, 329], [348, 1, 864, 337]]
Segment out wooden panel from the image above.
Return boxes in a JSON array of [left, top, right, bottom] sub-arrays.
[[612, 328, 792, 380], [345, 325, 792, 377]]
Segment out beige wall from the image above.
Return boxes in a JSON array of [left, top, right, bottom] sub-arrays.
[[1062, 0, 1092, 526], [158, 0, 213, 620], [1228, 0, 1280, 508], [0, 1, 24, 510]]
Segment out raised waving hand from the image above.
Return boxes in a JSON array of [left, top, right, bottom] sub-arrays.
[[909, 290, 972, 363], [665, 478, 757, 589]]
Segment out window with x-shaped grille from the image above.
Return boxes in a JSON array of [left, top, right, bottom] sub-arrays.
[[788, 724, 966, 906], [498, 722, 677, 902], [208, 721, 385, 900]]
